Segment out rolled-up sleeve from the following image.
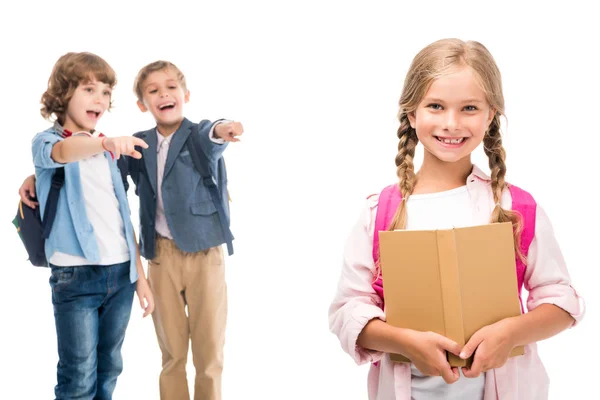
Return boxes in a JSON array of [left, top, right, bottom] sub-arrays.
[[328, 197, 387, 365], [524, 204, 585, 325], [32, 132, 64, 169]]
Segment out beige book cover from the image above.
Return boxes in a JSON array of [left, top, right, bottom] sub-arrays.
[[379, 222, 524, 367]]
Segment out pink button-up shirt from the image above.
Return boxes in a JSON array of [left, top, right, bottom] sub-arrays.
[[328, 165, 585, 400]]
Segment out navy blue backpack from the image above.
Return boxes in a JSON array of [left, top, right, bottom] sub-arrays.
[[13, 157, 130, 267], [12, 168, 64, 267]]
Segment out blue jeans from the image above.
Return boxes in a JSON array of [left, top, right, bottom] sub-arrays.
[[50, 261, 135, 400]]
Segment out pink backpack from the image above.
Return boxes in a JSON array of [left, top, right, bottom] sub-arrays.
[[371, 183, 536, 312]]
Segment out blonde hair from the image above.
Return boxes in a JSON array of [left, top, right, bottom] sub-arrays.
[[389, 38, 524, 259], [40, 52, 116, 125], [133, 60, 187, 102]]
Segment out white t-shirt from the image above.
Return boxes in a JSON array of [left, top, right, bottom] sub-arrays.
[[403, 185, 484, 400], [49, 153, 129, 266]]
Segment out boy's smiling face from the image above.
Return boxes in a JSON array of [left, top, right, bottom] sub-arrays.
[[137, 68, 189, 134], [63, 78, 112, 133]]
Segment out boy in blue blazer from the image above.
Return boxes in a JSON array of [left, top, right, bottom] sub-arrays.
[[130, 60, 243, 400]]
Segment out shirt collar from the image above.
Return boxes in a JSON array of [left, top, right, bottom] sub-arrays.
[[470, 164, 491, 182], [156, 128, 173, 152], [52, 121, 113, 159], [53, 121, 100, 138]]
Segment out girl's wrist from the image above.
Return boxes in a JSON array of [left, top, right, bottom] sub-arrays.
[[394, 327, 418, 359], [501, 316, 522, 347]]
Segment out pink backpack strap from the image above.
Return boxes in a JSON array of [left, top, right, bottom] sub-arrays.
[[372, 184, 402, 302], [371, 183, 537, 311], [507, 184, 536, 258], [507, 184, 537, 307]]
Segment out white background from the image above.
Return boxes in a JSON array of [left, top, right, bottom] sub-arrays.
[[0, 1, 598, 399]]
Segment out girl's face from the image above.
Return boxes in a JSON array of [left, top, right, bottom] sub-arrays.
[[64, 78, 112, 133], [408, 67, 495, 165]]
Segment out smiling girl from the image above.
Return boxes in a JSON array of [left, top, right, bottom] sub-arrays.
[[328, 39, 584, 400]]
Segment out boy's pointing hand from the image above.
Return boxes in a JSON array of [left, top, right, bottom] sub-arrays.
[[215, 121, 243, 142]]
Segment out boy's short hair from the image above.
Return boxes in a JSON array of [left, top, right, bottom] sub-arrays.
[[133, 61, 187, 102], [40, 52, 117, 124]]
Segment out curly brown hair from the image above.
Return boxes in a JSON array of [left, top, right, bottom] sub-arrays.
[[133, 60, 187, 103], [40, 52, 116, 124]]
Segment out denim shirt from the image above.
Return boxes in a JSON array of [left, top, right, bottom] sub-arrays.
[[31, 126, 138, 283]]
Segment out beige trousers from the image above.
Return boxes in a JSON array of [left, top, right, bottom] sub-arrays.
[[149, 237, 227, 400]]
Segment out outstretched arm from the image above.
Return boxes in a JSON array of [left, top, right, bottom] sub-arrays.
[[195, 120, 243, 163]]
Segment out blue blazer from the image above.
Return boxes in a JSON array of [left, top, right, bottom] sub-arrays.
[[128, 118, 230, 259]]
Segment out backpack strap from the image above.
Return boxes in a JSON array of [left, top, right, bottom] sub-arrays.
[[116, 156, 129, 193], [186, 121, 234, 256], [41, 167, 65, 239], [372, 184, 402, 301], [507, 184, 536, 259], [507, 184, 537, 311], [371, 183, 537, 309]]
